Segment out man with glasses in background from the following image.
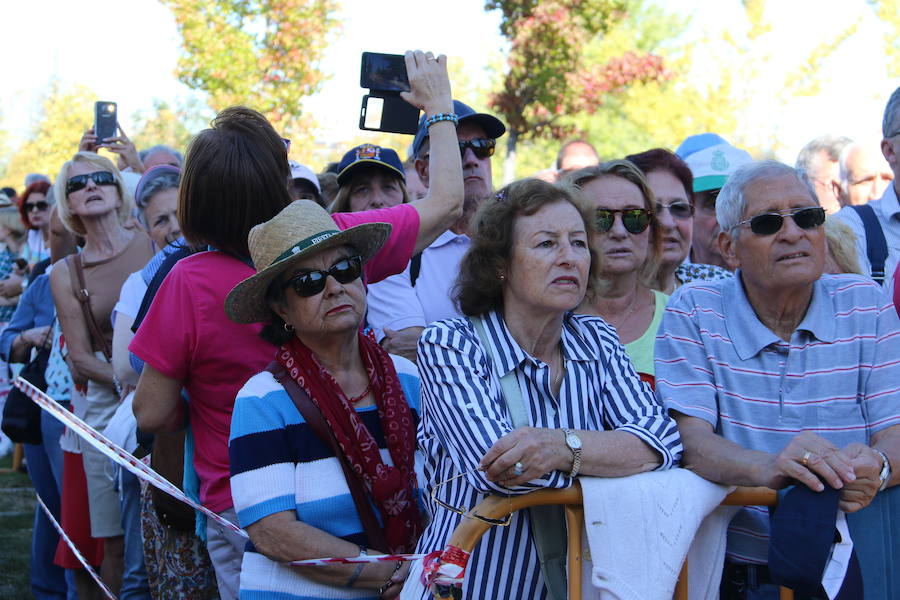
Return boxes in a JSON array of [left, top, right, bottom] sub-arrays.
[[676, 133, 754, 270], [655, 159, 900, 598], [834, 86, 900, 284], [366, 100, 505, 361]]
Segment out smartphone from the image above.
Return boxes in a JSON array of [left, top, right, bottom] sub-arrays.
[[94, 101, 118, 145], [359, 93, 420, 135], [360, 52, 410, 93]]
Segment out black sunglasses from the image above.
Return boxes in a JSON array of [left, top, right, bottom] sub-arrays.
[[65, 171, 117, 195], [458, 138, 495, 159], [281, 255, 362, 297], [595, 208, 653, 234], [655, 201, 694, 220], [26, 201, 50, 212], [734, 206, 825, 236]]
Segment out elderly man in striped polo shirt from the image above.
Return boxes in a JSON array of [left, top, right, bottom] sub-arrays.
[[655, 160, 900, 599]]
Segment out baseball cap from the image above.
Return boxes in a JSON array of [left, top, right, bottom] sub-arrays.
[[289, 160, 321, 193], [411, 100, 506, 158], [337, 144, 405, 186], [768, 485, 863, 599], [675, 133, 753, 192]]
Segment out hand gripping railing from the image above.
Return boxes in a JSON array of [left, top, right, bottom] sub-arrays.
[[430, 482, 794, 600]]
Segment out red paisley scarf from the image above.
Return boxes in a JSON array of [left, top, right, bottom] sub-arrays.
[[276, 333, 422, 553]]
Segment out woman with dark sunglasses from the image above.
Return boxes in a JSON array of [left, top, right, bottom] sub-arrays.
[[224, 200, 424, 600], [569, 160, 666, 386], [18, 179, 53, 267], [48, 151, 156, 595], [627, 148, 733, 294]]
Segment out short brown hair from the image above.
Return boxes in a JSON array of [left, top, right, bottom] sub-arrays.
[[567, 160, 662, 288], [178, 106, 292, 257], [455, 178, 597, 317]]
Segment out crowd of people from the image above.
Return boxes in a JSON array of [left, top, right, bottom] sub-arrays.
[[1, 49, 899, 600]]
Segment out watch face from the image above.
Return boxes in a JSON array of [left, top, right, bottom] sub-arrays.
[[566, 433, 582, 450]]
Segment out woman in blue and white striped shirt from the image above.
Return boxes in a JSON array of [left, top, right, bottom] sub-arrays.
[[404, 178, 682, 600]]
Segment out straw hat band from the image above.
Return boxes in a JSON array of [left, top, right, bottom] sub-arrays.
[[270, 229, 340, 266]]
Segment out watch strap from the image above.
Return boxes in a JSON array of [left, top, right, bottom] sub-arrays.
[[563, 428, 582, 478], [873, 448, 891, 491]]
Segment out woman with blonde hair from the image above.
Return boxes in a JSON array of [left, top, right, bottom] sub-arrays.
[[49, 151, 155, 595], [570, 160, 666, 386]]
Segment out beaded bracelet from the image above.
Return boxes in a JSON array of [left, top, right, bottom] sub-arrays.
[[423, 112, 458, 129], [346, 546, 367, 587]]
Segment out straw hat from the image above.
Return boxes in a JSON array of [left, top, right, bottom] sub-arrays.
[[225, 200, 391, 324]]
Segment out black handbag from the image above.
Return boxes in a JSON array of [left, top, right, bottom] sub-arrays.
[[1, 331, 52, 444]]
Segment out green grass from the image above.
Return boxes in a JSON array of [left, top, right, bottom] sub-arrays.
[[0, 450, 36, 598]]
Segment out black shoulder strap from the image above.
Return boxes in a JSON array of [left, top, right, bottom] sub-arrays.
[[409, 253, 422, 287], [850, 204, 888, 285]]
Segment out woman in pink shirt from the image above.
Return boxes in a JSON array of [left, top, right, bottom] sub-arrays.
[[130, 50, 461, 600]]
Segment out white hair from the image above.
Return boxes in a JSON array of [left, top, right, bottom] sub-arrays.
[[716, 160, 817, 238]]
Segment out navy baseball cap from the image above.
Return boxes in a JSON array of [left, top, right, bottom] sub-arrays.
[[411, 100, 506, 158], [768, 485, 864, 598], [336, 144, 405, 186]]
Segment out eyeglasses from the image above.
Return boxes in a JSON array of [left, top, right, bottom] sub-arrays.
[[595, 208, 653, 234], [458, 138, 495, 160], [65, 171, 117, 195], [430, 470, 512, 527], [26, 201, 49, 212], [655, 202, 694, 220], [281, 255, 362, 297], [733, 206, 825, 236], [694, 189, 720, 215]]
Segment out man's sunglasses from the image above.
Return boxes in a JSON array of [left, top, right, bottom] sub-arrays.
[[733, 206, 825, 236], [281, 255, 362, 297], [595, 208, 653, 234], [655, 201, 694, 220], [65, 171, 117, 195], [458, 138, 495, 159], [26, 201, 50, 212]]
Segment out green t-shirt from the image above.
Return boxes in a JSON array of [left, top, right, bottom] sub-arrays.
[[623, 290, 669, 377]]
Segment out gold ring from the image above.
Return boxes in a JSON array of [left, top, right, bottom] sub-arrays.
[[801, 451, 812, 467]]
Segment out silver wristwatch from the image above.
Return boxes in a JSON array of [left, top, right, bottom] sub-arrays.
[[874, 448, 892, 492], [562, 428, 582, 478]]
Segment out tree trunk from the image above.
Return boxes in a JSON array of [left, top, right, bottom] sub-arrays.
[[503, 129, 519, 185]]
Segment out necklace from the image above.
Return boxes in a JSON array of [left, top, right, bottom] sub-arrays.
[[346, 382, 371, 404]]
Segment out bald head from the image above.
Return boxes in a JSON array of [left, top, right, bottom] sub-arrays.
[[839, 143, 894, 206], [556, 140, 599, 173]]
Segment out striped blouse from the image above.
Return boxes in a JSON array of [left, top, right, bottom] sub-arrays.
[[403, 310, 683, 600], [655, 273, 900, 564]]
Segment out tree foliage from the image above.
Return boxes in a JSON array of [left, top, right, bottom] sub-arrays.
[[870, 0, 900, 77], [130, 98, 210, 157], [162, 0, 339, 149], [496, 0, 860, 180], [487, 0, 673, 181], [0, 82, 97, 189]]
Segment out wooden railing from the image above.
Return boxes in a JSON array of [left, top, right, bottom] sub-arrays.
[[431, 482, 793, 600]]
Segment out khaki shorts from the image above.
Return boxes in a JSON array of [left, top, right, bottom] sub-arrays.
[[81, 379, 123, 538]]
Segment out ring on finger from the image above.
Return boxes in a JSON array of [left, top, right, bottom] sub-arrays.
[[513, 462, 525, 477], [801, 451, 813, 467]]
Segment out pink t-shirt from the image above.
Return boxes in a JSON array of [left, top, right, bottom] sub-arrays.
[[129, 204, 419, 512]]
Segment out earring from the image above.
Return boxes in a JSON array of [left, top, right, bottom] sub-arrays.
[[283, 322, 294, 333], [498, 273, 506, 281]]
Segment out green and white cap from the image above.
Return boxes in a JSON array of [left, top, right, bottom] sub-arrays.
[[676, 133, 753, 193]]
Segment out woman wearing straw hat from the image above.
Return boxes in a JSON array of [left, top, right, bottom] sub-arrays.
[[226, 200, 424, 600]]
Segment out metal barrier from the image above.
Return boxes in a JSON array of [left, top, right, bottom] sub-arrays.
[[432, 482, 794, 600]]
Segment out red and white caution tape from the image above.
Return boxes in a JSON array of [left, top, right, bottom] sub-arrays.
[[287, 552, 426, 567], [13, 377, 247, 538], [18, 377, 477, 582], [35, 493, 117, 600]]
